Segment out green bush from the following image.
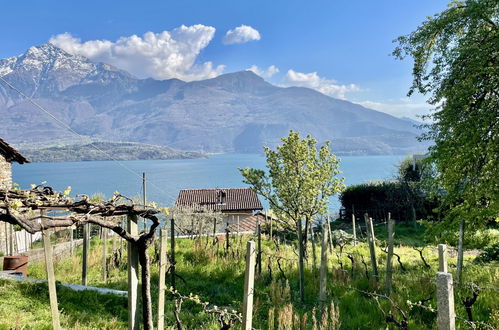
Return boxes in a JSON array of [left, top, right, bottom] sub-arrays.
[[475, 242, 499, 263], [339, 181, 436, 222]]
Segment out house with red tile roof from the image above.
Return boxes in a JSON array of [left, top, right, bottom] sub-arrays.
[[175, 188, 263, 233]]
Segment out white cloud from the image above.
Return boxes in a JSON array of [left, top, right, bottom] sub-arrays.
[[49, 25, 225, 81], [282, 69, 359, 99], [355, 100, 431, 119], [247, 65, 279, 78], [223, 25, 261, 45]]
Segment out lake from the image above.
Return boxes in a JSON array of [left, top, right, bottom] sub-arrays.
[[12, 153, 404, 211]]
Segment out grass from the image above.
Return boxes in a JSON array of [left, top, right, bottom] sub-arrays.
[[1, 223, 498, 329]]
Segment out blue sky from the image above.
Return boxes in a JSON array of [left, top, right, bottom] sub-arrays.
[[1, 0, 449, 119]]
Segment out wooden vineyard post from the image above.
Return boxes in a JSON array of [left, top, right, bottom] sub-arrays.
[[102, 226, 107, 282], [310, 224, 318, 273], [319, 223, 328, 303], [456, 219, 464, 283], [436, 272, 456, 330], [82, 223, 90, 286], [42, 210, 61, 330], [242, 241, 256, 330], [385, 213, 394, 296], [225, 228, 230, 254], [257, 223, 262, 275], [352, 213, 357, 246], [3, 222, 8, 255], [170, 217, 176, 290], [237, 215, 240, 237], [127, 214, 139, 330], [438, 244, 448, 273], [157, 228, 168, 330], [70, 225, 74, 256], [327, 215, 333, 252], [364, 214, 378, 282], [142, 172, 147, 232], [9, 223, 14, 255]]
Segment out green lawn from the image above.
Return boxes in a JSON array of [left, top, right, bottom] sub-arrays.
[[1, 223, 497, 329]]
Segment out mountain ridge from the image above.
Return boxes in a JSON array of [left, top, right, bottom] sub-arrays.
[[0, 44, 430, 155]]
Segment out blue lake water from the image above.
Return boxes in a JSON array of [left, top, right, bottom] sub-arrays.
[[12, 153, 404, 211]]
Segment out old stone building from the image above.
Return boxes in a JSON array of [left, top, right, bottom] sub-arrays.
[[0, 138, 29, 254], [0, 138, 29, 190]]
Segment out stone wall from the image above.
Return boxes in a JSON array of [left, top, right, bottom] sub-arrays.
[[0, 155, 12, 191], [0, 155, 12, 252]]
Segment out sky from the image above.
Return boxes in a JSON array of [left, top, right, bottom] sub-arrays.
[[0, 0, 450, 119]]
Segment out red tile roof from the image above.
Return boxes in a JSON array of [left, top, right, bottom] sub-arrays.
[[0, 138, 29, 164], [175, 188, 263, 212]]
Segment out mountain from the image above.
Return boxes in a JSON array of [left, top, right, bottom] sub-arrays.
[[0, 44, 430, 155]]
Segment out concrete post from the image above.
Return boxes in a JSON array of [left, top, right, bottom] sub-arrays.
[[436, 272, 456, 330], [242, 241, 256, 330], [319, 224, 328, 302], [385, 213, 394, 296], [127, 215, 139, 330], [438, 244, 448, 273], [157, 228, 168, 330], [42, 214, 61, 330]]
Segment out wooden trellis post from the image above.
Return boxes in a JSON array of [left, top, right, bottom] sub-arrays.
[[82, 223, 89, 286], [364, 214, 378, 281], [385, 213, 394, 295], [41, 210, 61, 330], [257, 223, 262, 275], [102, 226, 107, 282], [352, 213, 357, 246], [170, 217, 176, 290], [157, 228, 168, 330], [127, 214, 139, 330], [70, 225, 74, 256], [319, 223, 328, 303], [242, 241, 256, 330], [327, 215, 333, 252]]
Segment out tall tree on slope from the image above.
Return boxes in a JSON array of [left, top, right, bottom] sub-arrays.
[[239, 130, 344, 302], [393, 0, 499, 228]]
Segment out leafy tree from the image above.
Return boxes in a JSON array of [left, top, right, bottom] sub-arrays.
[[393, 0, 499, 228], [239, 130, 344, 301]]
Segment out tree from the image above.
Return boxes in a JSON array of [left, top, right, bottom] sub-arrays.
[[239, 130, 344, 301], [393, 0, 499, 228]]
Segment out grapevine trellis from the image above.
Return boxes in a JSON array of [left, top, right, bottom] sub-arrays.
[[0, 185, 163, 329]]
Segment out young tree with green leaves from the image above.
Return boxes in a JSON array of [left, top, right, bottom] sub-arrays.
[[239, 130, 344, 302], [393, 0, 498, 229]]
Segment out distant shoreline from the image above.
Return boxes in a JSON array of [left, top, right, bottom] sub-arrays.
[[19, 141, 207, 163]]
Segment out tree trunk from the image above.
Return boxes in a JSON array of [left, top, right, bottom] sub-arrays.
[[139, 245, 154, 330], [297, 220, 305, 302]]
